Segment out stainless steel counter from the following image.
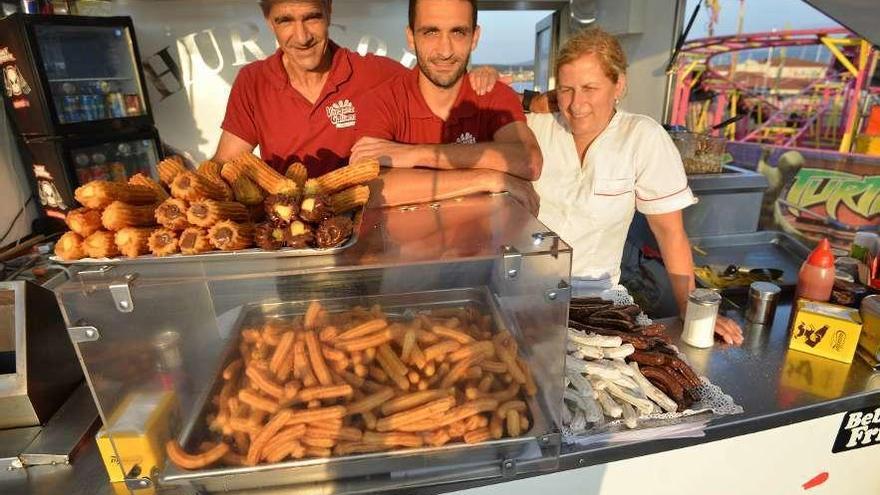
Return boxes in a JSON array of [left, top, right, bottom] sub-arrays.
[[5, 296, 879, 495]]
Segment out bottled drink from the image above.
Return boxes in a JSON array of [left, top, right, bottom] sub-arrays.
[[796, 238, 836, 302]]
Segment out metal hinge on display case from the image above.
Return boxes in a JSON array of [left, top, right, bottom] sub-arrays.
[[501, 245, 522, 280], [545, 280, 571, 304], [531, 231, 561, 258], [67, 325, 100, 343], [109, 273, 138, 313], [124, 465, 154, 491]]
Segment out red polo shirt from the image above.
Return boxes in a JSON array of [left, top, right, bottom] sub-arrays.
[[221, 43, 407, 175], [355, 67, 526, 145]]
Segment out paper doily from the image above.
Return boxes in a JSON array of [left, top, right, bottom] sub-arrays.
[[563, 286, 743, 442]]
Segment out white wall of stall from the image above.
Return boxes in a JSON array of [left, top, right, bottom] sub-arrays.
[[455, 411, 880, 494], [0, 108, 39, 244]]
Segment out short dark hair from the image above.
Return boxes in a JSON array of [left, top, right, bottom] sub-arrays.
[[259, 0, 330, 18], [408, 0, 477, 30]]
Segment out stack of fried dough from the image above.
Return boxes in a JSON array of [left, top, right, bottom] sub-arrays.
[[165, 301, 538, 470], [54, 154, 377, 261]]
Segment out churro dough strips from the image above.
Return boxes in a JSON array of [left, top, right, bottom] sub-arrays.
[[304, 159, 379, 196], [172, 171, 229, 202], [165, 301, 536, 470], [149, 228, 179, 256], [208, 220, 254, 250], [115, 227, 154, 258], [129, 173, 169, 201], [101, 201, 157, 231], [155, 198, 190, 231], [74, 180, 157, 209], [83, 231, 120, 259], [55, 232, 86, 261], [157, 156, 187, 185], [187, 200, 249, 227], [65, 208, 102, 237], [233, 152, 298, 196], [330, 185, 370, 214], [197, 160, 234, 201]]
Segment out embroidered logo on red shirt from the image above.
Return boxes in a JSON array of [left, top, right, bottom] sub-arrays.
[[455, 132, 476, 144], [326, 99, 357, 129]]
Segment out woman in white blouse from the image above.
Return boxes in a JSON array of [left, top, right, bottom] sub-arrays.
[[528, 28, 742, 345]]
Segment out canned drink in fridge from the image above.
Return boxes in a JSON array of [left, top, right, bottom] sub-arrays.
[[124, 94, 141, 116], [79, 94, 95, 121], [62, 95, 80, 123], [108, 93, 126, 118], [93, 94, 107, 119]]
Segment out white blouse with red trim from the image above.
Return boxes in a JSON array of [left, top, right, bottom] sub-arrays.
[[528, 109, 696, 286]]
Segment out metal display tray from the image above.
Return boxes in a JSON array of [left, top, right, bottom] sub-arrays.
[[160, 287, 557, 493], [51, 208, 364, 266], [690, 230, 810, 293]]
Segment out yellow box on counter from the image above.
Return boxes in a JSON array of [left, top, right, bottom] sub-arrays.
[[95, 390, 177, 483], [859, 295, 880, 364], [789, 300, 863, 364], [781, 348, 852, 399]]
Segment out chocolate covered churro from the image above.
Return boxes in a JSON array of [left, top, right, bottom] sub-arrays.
[[208, 220, 254, 251], [285, 221, 315, 249], [265, 194, 299, 224], [171, 171, 228, 202], [179, 227, 214, 254], [148, 228, 180, 256], [299, 194, 333, 223], [254, 222, 286, 251], [315, 216, 353, 248]]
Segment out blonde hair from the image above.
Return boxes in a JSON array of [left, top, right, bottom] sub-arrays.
[[556, 27, 628, 83]]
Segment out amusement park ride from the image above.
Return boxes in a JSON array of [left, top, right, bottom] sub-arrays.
[[669, 20, 878, 155]]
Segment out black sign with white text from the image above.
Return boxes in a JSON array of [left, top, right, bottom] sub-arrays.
[[832, 405, 880, 453]]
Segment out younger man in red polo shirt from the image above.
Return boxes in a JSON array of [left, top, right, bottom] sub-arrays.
[[351, 0, 542, 213], [214, 0, 503, 177]]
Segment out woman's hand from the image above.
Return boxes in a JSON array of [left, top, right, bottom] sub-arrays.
[[715, 315, 743, 345]]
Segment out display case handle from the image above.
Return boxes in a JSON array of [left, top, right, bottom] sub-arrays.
[[76, 265, 115, 282]]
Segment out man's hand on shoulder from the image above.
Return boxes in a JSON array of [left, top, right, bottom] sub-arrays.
[[351, 137, 424, 168]]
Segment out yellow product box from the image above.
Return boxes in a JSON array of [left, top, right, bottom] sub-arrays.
[[781, 348, 852, 399], [859, 296, 880, 364], [789, 300, 862, 364], [95, 390, 177, 483]]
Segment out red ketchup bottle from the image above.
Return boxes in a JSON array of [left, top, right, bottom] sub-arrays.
[[796, 238, 836, 302]]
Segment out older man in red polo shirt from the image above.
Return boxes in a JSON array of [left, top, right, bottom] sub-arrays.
[[214, 0, 502, 177], [350, 0, 542, 214]]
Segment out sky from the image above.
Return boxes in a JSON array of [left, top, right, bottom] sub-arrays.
[[469, 1, 842, 66], [684, 0, 839, 39], [471, 10, 553, 65]]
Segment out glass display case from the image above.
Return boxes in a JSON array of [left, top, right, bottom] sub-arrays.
[[54, 194, 571, 493]]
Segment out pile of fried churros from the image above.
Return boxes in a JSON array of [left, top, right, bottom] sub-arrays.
[[54, 153, 377, 261], [165, 301, 538, 469]]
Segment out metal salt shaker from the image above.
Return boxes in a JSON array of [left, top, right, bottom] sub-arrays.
[[745, 282, 781, 325]]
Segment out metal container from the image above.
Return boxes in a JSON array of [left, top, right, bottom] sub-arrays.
[[681, 289, 721, 348], [684, 165, 769, 236], [745, 282, 781, 325]]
